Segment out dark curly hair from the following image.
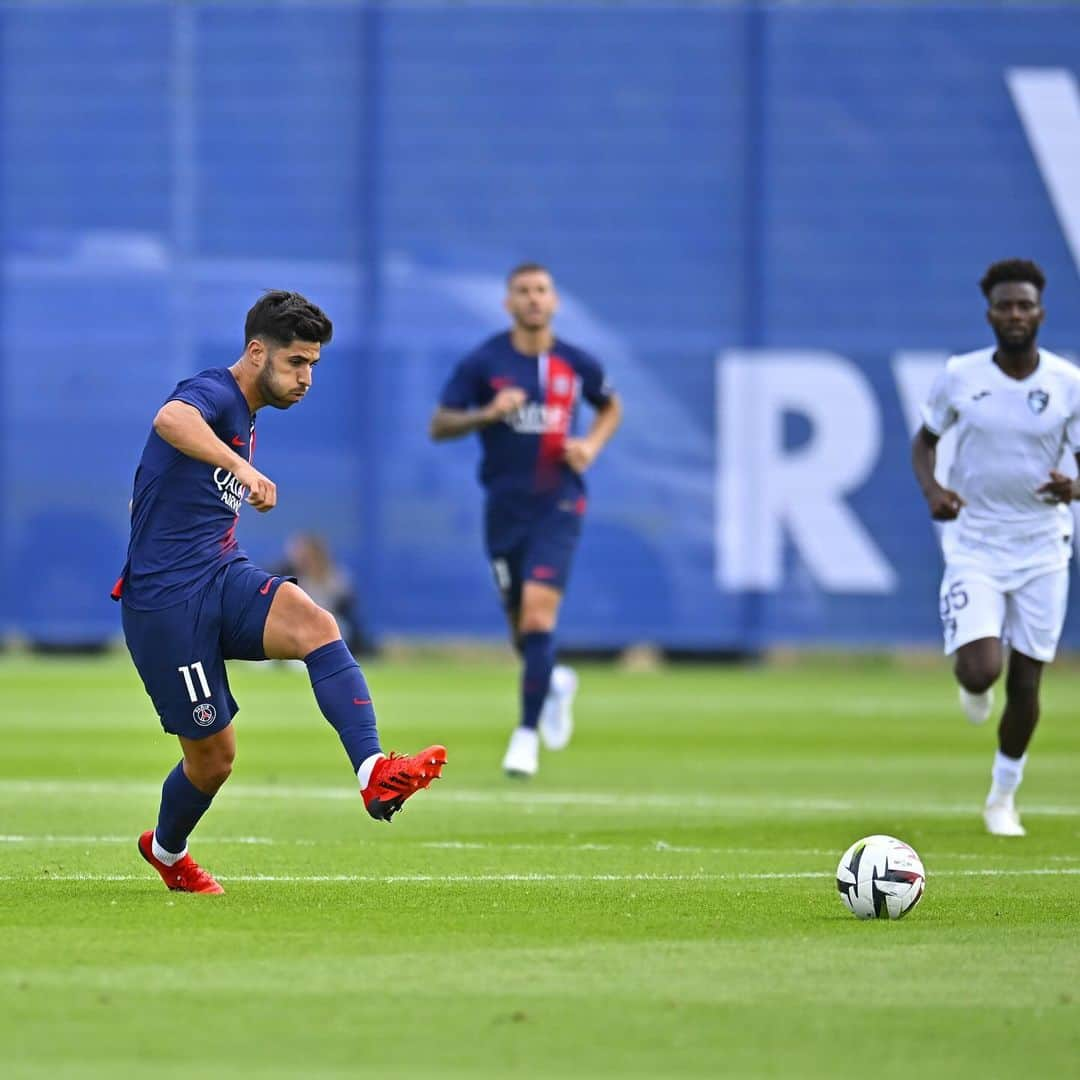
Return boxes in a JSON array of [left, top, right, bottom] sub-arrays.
[[979, 259, 1046, 299], [244, 290, 333, 349]]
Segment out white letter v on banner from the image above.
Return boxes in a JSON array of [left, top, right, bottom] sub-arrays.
[[1007, 68, 1080, 275]]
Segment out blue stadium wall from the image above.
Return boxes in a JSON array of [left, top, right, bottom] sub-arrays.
[[4, 2, 1080, 648]]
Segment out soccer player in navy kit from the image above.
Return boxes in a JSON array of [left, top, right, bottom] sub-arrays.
[[430, 264, 622, 777], [116, 291, 446, 893]]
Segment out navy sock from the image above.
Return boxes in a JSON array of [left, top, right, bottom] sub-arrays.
[[305, 639, 382, 773], [520, 631, 555, 730], [156, 761, 214, 855]]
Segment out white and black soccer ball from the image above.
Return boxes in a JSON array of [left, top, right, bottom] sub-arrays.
[[836, 834, 926, 920]]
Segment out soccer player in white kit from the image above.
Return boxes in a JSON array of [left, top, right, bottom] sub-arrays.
[[912, 259, 1080, 837]]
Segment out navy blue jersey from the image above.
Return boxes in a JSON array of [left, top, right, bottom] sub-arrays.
[[439, 332, 614, 499], [116, 368, 256, 611]]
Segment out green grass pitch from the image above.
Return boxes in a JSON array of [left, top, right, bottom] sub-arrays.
[[2, 651, 1078, 1078]]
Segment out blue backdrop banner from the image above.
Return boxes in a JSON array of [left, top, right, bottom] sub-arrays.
[[4, 3, 1080, 648]]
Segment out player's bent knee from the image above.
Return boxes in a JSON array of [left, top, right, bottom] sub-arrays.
[[519, 616, 557, 635], [955, 661, 999, 695], [181, 727, 235, 793], [953, 639, 1002, 694], [186, 756, 232, 794], [207, 760, 233, 790], [266, 583, 342, 658], [298, 605, 341, 654]]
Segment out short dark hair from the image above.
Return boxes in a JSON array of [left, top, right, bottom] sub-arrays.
[[979, 259, 1046, 299], [507, 262, 552, 285], [244, 290, 333, 349]]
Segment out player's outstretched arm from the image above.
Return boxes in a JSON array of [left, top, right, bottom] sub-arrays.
[[564, 393, 622, 474], [911, 426, 962, 521], [154, 401, 277, 511], [429, 388, 527, 441]]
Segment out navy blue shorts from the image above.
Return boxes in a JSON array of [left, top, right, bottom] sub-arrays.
[[121, 559, 291, 739], [485, 496, 585, 611]]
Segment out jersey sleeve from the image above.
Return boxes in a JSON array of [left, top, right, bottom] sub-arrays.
[[439, 354, 485, 410], [575, 348, 615, 408], [920, 364, 956, 436], [169, 373, 234, 425]]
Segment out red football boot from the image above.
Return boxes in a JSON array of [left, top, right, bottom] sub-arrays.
[[137, 830, 224, 894], [362, 745, 447, 821]]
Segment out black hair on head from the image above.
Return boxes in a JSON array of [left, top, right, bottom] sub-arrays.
[[979, 259, 1046, 299], [244, 290, 333, 348]]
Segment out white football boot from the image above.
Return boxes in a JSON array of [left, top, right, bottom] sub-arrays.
[[983, 796, 1026, 837], [959, 686, 994, 725], [538, 665, 578, 751], [502, 726, 539, 778]]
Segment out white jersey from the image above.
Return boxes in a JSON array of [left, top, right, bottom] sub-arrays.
[[922, 347, 1080, 576]]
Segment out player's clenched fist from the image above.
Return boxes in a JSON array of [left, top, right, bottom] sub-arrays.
[[1036, 470, 1076, 505], [235, 462, 277, 512], [486, 386, 527, 422], [563, 438, 597, 474], [926, 484, 964, 521]]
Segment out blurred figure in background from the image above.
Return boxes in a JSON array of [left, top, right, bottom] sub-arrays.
[[276, 532, 374, 657], [430, 263, 622, 778]]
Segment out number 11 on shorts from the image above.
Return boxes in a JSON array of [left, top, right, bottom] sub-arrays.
[[178, 661, 211, 703]]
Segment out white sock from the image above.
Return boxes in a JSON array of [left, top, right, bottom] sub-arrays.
[[152, 833, 186, 866], [988, 750, 1027, 803], [357, 752, 384, 790]]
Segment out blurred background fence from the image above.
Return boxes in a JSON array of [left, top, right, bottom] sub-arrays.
[[3, 1, 1080, 649]]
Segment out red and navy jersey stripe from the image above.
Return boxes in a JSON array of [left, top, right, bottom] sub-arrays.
[[439, 332, 613, 500]]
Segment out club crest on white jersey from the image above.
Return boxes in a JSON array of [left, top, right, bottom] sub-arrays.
[[1028, 388, 1049, 414]]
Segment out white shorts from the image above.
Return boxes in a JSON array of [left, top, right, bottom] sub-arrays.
[[939, 564, 1069, 662]]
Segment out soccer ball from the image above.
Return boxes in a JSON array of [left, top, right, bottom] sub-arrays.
[[836, 834, 926, 920]]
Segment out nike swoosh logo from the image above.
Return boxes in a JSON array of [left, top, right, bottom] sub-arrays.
[[259, 578, 275, 595], [353, 698, 372, 706], [231, 435, 246, 447]]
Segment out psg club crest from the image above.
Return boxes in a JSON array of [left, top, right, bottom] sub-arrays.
[[192, 703, 217, 727], [1028, 389, 1049, 414]]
